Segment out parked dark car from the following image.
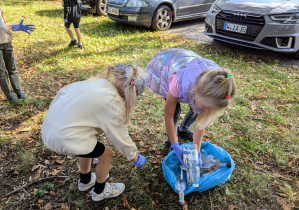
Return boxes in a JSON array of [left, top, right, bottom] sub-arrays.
[[82, 0, 107, 16], [204, 0, 299, 59], [107, 0, 216, 30]]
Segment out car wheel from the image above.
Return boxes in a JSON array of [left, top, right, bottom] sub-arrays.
[[151, 5, 172, 31], [96, 0, 107, 16]]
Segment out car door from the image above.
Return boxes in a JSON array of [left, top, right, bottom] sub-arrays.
[[176, 0, 215, 19]]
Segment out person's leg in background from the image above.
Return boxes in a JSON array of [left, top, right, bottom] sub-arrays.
[[178, 106, 198, 140], [0, 42, 26, 103], [74, 22, 82, 49], [3, 42, 27, 99], [65, 21, 78, 47]]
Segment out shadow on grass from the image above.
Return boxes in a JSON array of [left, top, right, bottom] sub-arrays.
[[80, 20, 152, 38], [35, 8, 62, 18], [0, 98, 51, 132], [4, 0, 57, 6]]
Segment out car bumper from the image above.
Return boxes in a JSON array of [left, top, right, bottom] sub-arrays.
[[204, 11, 299, 53], [107, 6, 154, 28]]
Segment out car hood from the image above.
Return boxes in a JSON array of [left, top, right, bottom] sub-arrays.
[[215, 0, 299, 15]]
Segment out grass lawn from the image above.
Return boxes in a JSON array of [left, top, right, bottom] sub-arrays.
[[0, 0, 298, 209]]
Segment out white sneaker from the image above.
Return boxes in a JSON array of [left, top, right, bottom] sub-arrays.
[[91, 182, 125, 201], [78, 172, 110, 191], [78, 173, 97, 191]]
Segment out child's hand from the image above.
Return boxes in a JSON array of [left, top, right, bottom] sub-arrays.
[[11, 19, 35, 34], [133, 154, 146, 167], [171, 142, 190, 167]]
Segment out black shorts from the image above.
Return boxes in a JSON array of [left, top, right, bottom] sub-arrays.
[[77, 142, 105, 158], [65, 21, 80, 29]]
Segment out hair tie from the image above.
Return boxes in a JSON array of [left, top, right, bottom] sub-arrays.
[[227, 74, 232, 78], [116, 64, 132, 78], [131, 81, 136, 86], [226, 96, 230, 99]]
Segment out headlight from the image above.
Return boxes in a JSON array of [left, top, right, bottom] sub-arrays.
[[126, 0, 149, 7], [269, 13, 299, 24], [209, 3, 220, 14]]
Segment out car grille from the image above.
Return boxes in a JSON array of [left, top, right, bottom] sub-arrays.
[[216, 11, 265, 41], [108, 0, 126, 7]]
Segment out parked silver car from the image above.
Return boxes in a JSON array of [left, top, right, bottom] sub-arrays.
[[107, 0, 215, 30], [204, 0, 299, 59]]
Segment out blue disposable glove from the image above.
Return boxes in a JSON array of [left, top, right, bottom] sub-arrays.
[[198, 152, 202, 168], [64, 19, 68, 23], [171, 142, 190, 167], [11, 19, 35, 34], [133, 154, 146, 167]]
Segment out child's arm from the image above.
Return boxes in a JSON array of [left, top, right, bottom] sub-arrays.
[[193, 127, 204, 152], [193, 127, 204, 167], [2, 11, 11, 30], [164, 90, 179, 145], [165, 90, 190, 167]]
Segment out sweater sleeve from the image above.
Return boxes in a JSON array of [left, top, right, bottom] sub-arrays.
[[102, 118, 138, 160], [93, 85, 139, 160]]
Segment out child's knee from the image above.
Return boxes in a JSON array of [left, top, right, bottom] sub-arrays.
[[99, 146, 114, 160]]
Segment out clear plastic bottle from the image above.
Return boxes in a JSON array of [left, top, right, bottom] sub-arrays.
[[200, 154, 231, 175], [184, 143, 200, 187], [175, 174, 186, 205]]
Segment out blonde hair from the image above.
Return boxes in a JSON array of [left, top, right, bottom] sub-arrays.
[[106, 65, 146, 124], [191, 68, 237, 130]]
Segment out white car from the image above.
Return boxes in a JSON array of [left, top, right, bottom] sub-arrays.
[[204, 0, 299, 59]]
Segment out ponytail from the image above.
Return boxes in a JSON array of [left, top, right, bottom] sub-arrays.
[[106, 65, 146, 124]]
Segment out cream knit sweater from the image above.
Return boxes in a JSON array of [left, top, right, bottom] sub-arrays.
[[41, 79, 138, 160]]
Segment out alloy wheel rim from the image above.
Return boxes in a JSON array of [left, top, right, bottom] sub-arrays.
[[101, 0, 107, 13], [157, 10, 170, 29]]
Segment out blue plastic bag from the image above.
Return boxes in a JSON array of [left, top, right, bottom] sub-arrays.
[[162, 142, 235, 195]]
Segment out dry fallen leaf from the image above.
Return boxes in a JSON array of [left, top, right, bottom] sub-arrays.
[[122, 193, 131, 209], [44, 203, 52, 210], [55, 159, 65, 164], [60, 204, 69, 210], [228, 205, 239, 210], [34, 167, 42, 180]]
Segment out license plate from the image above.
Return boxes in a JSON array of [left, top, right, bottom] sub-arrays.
[[108, 7, 119, 15], [224, 22, 247, 34]]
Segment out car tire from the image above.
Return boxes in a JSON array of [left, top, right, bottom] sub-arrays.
[[96, 0, 107, 16], [151, 5, 172, 31]]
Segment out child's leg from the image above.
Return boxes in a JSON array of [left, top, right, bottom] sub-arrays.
[[77, 142, 105, 191], [74, 28, 82, 45], [92, 145, 125, 201], [95, 146, 114, 183], [65, 27, 75, 39], [78, 157, 92, 174], [179, 107, 198, 132]]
